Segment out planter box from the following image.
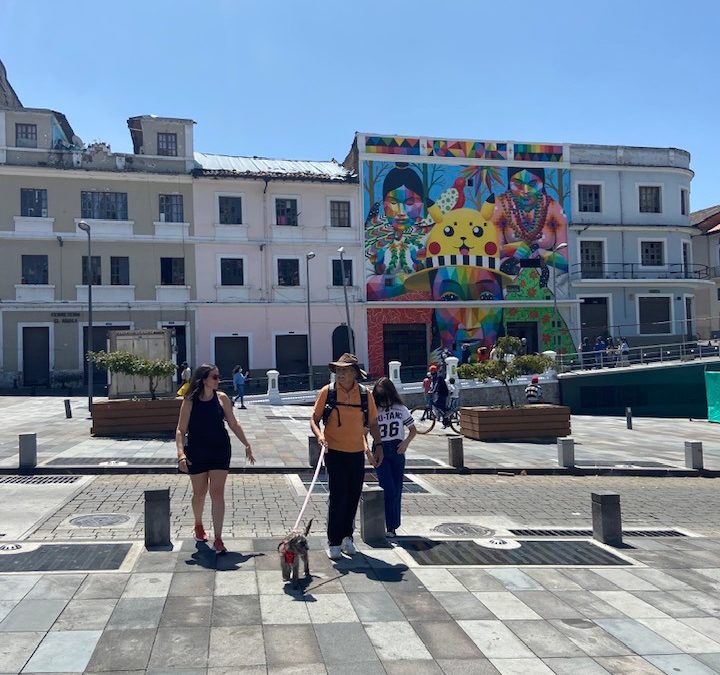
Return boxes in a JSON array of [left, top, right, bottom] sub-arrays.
[[460, 404, 571, 441], [91, 398, 182, 436]]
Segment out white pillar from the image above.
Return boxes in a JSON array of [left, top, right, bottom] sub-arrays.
[[388, 360, 402, 389], [266, 369, 281, 405], [445, 356, 459, 384]]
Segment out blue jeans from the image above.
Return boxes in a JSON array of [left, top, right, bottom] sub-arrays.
[[233, 386, 245, 406], [376, 439, 405, 532]]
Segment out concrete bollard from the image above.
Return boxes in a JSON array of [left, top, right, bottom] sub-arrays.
[[684, 441, 704, 470], [266, 369, 281, 405], [558, 437, 575, 468], [388, 360, 402, 390], [448, 436, 464, 469], [359, 486, 386, 545], [308, 435, 321, 468], [64, 399, 72, 419], [19, 433, 37, 471], [144, 489, 172, 550], [592, 492, 622, 547], [626, 407, 632, 430]]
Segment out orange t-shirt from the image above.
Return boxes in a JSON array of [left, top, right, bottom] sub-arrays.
[[313, 383, 377, 453]]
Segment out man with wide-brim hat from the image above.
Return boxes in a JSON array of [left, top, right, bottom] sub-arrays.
[[311, 353, 382, 560]]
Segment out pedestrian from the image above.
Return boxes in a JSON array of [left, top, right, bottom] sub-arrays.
[[489, 343, 500, 361], [430, 369, 450, 426], [594, 336, 606, 368], [176, 361, 192, 397], [176, 364, 255, 554], [310, 353, 382, 560], [619, 337, 630, 366], [422, 371, 433, 409], [580, 337, 592, 369], [476, 345, 489, 362], [460, 343, 471, 365], [518, 337, 528, 356], [524, 376, 543, 404], [371, 377, 417, 538], [232, 365, 248, 409]]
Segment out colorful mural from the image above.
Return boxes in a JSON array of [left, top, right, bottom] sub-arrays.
[[363, 151, 570, 365]]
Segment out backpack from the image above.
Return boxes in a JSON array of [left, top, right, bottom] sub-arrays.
[[321, 381, 369, 428]]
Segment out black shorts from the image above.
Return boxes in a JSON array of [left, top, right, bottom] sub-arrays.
[[185, 444, 231, 474]]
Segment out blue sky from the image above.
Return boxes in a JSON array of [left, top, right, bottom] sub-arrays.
[[2, 0, 718, 210]]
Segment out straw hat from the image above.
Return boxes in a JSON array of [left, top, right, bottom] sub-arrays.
[[328, 353, 367, 379]]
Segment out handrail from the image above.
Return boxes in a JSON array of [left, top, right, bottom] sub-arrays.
[[569, 262, 710, 281]]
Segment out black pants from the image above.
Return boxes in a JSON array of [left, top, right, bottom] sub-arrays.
[[325, 449, 365, 546]]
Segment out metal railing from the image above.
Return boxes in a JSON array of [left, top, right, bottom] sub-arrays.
[[569, 263, 710, 281]]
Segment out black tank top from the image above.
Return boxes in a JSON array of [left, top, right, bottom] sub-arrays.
[[187, 392, 229, 448]]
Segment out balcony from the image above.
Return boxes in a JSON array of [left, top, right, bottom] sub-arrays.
[[15, 284, 55, 302], [569, 263, 710, 282], [153, 221, 190, 238], [155, 285, 191, 303], [13, 216, 54, 235], [76, 285, 135, 303], [74, 218, 134, 237]]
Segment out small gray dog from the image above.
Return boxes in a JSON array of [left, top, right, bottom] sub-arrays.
[[278, 519, 313, 587]]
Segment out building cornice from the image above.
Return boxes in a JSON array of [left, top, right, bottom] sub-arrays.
[[0, 164, 192, 183]]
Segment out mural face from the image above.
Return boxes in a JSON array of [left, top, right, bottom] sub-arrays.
[[363, 153, 570, 364]]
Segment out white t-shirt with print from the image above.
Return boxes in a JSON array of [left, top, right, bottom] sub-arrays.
[[376, 403, 415, 442]]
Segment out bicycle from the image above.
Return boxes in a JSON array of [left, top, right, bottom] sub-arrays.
[[410, 401, 461, 434]]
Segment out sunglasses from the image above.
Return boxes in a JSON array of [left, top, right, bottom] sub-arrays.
[[208, 374, 220, 380]]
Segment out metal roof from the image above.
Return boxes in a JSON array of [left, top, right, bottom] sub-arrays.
[[193, 152, 356, 182]]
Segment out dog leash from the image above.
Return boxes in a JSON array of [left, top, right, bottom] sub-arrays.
[[292, 445, 326, 532]]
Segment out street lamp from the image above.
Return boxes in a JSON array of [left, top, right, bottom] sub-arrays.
[[77, 220, 94, 411], [305, 252, 315, 391], [337, 246, 355, 354], [551, 242, 569, 356]]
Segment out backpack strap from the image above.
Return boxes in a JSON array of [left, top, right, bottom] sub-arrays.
[[321, 382, 369, 428], [359, 385, 369, 428]]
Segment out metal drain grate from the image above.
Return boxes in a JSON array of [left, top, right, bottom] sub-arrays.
[[576, 460, 673, 468], [0, 543, 132, 572], [47, 457, 176, 466], [399, 539, 629, 566], [0, 475, 82, 485], [509, 528, 687, 537]]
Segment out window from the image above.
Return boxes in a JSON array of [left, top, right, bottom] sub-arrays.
[[638, 296, 671, 334], [81, 256, 102, 285], [157, 132, 177, 157], [15, 123, 37, 148], [332, 259, 353, 286], [681, 188, 689, 216], [277, 258, 300, 286], [641, 241, 664, 267], [220, 258, 244, 286], [20, 188, 48, 217], [578, 184, 601, 213], [639, 186, 661, 213], [219, 196, 243, 225], [159, 194, 184, 222], [580, 241, 604, 278], [160, 257, 185, 285], [21, 255, 48, 284], [111, 257, 129, 285], [275, 198, 298, 226], [81, 191, 128, 220], [330, 200, 351, 227]]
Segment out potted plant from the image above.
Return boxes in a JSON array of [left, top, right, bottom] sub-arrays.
[[87, 350, 180, 436], [457, 336, 571, 441]]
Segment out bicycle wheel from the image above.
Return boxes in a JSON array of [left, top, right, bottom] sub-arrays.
[[410, 405, 435, 434], [448, 409, 462, 434]]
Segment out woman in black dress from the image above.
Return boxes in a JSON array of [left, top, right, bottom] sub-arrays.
[[176, 364, 254, 553]]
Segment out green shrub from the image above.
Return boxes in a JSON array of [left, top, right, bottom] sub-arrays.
[[88, 350, 176, 400]]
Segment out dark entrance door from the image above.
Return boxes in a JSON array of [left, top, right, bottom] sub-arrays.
[[276, 334, 309, 389], [331, 325, 354, 360], [214, 336, 249, 383], [164, 325, 187, 384], [383, 324, 427, 377], [83, 325, 131, 390], [505, 321, 539, 354], [580, 297, 608, 343], [23, 326, 50, 386]]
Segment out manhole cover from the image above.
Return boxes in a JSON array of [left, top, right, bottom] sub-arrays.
[[0, 543, 132, 572], [398, 539, 630, 566], [69, 514, 131, 528], [433, 523, 495, 537], [0, 475, 81, 484]]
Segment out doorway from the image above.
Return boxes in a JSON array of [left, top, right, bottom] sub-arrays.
[[22, 326, 50, 386], [331, 325, 354, 360], [383, 324, 427, 374], [163, 325, 187, 384], [275, 335, 308, 375], [505, 321, 539, 354], [580, 297, 609, 342], [214, 336, 249, 382]]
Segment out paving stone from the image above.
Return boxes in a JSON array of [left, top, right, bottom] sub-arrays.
[[106, 597, 165, 630], [259, 593, 312, 624], [268, 666, 328, 675], [132, 551, 180, 573], [0, 598, 66, 631], [326, 663, 384, 675], [552, 591, 626, 619], [644, 654, 719, 674], [411, 620, 484, 660], [637, 617, 720, 653], [338, 570, 381, 592], [214, 570, 258, 595], [381, 569, 428, 594], [392, 591, 453, 622], [121, 572, 173, 598], [263, 624, 321, 666], [473, 592, 541, 620], [523, 569, 583, 591], [169, 570, 214, 596], [23, 629, 102, 672], [306, 593, 359, 624], [695, 654, 720, 672], [512, 591, 583, 620], [631, 591, 709, 618], [207, 667, 266, 675], [505, 619, 585, 658], [594, 655, 669, 673], [560, 569, 623, 591], [432, 592, 495, 620], [51, 598, 117, 630], [593, 618, 681, 655], [457, 620, 534, 659], [0, 574, 40, 600], [592, 591, 670, 619], [436, 659, 500, 674], [0, 630, 44, 673], [75, 573, 129, 599], [0, 600, 18, 623], [412, 568, 467, 593], [488, 658, 555, 674], [347, 591, 404, 622], [314, 622, 379, 664], [541, 657, 611, 674], [364, 621, 432, 661], [679, 617, 720, 642], [159, 596, 212, 627], [148, 627, 211, 669], [383, 660, 444, 674], [209, 625, 266, 667], [629, 569, 695, 591], [668, 590, 720, 616], [24, 573, 86, 600], [550, 618, 633, 656], [212, 594, 262, 626], [85, 628, 155, 672], [487, 569, 544, 591], [449, 569, 506, 592]]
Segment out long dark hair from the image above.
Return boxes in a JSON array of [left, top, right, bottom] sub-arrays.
[[372, 376, 404, 411], [185, 363, 218, 401]]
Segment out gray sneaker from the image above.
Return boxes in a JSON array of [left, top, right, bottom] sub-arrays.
[[341, 537, 357, 555], [327, 544, 342, 560]]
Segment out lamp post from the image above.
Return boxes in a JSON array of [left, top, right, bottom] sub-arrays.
[[337, 246, 355, 354], [77, 220, 93, 411], [551, 242, 569, 357], [305, 252, 315, 391]]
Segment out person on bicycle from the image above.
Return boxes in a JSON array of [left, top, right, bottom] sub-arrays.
[[447, 377, 460, 412], [430, 370, 450, 427]]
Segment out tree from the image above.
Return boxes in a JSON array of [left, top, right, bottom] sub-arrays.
[[88, 350, 177, 400], [456, 336, 554, 407]]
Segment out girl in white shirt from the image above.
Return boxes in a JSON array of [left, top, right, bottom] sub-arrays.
[[371, 377, 417, 537]]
